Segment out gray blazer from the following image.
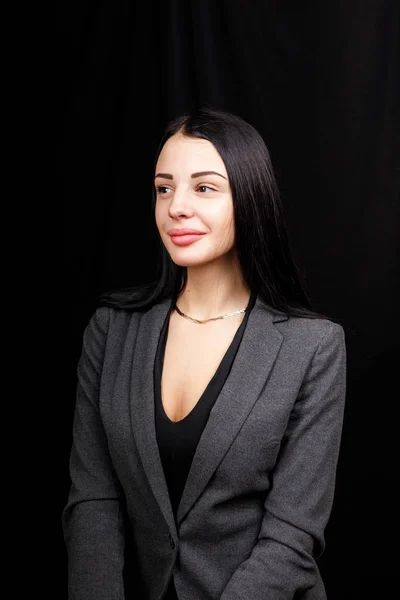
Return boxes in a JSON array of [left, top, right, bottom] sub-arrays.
[[62, 295, 346, 600]]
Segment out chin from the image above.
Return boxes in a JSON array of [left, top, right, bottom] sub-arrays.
[[170, 253, 228, 269], [171, 257, 209, 268]]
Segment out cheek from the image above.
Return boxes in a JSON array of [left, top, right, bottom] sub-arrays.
[[206, 202, 234, 226], [154, 203, 164, 230], [215, 208, 235, 241], [207, 215, 234, 253]]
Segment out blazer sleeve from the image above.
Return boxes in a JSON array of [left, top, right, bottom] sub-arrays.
[[62, 307, 126, 600], [220, 321, 347, 599]]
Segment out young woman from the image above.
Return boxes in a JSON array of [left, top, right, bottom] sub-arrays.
[[63, 106, 346, 599]]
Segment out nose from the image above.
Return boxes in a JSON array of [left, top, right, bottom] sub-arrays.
[[168, 187, 194, 219]]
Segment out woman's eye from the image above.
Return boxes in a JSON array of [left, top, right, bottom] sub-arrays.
[[198, 185, 214, 193], [155, 185, 172, 194]]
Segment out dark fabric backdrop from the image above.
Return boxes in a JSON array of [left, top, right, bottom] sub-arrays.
[[59, 1, 399, 597]]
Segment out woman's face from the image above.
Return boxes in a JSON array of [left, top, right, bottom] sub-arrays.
[[154, 133, 235, 268]]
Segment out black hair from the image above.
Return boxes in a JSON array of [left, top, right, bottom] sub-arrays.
[[99, 106, 327, 320]]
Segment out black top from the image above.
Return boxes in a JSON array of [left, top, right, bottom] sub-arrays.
[[154, 291, 256, 599]]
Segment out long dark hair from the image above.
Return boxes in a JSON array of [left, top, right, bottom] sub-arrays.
[[99, 106, 326, 319]]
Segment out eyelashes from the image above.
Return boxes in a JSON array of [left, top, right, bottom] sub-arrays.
[[155, 185, 172, 195], [155, 185, 216, 195], [198, 185, 215, 193]]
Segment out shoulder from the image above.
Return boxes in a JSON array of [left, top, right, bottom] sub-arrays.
[[272, 315, 346, 403], [275, 313, 346, 358], [86, 304, 143, 338], [87, 294, 171, 339], [283, 315, 344, 340]]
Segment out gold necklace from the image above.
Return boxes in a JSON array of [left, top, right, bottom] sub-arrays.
[[174, 303, 247, 324]]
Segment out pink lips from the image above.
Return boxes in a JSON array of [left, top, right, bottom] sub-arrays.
[[168, 228, 206, 246], [167, 228, 206, 236], [170, 234, 205, 246]]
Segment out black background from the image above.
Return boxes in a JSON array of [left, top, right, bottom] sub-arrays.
[[59, 1, 399, 597]]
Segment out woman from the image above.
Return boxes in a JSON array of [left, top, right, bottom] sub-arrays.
[[62, 106, 346, 599]]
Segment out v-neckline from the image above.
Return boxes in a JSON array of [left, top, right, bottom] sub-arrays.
[[157, 292, 256, 424], [159, 317, 241, 424]]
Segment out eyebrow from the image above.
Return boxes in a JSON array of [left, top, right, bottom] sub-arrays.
[[154, 170, 227, 180]]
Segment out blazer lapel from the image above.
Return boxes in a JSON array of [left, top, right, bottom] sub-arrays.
[[176, 297, 286, 525], [129, 296, 176, 537]]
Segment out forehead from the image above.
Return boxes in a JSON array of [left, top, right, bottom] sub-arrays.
[[156, 133, 227, 175]]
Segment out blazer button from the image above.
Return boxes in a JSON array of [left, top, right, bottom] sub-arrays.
[[168, 533, 175, 549]]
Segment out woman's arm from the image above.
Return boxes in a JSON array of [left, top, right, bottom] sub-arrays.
[[220, 321, 347, 599], [62, 307, 126, 600]]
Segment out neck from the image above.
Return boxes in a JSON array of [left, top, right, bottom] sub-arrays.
[[176, 257, 251, 320]]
